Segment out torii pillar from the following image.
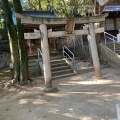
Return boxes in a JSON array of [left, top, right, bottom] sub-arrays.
[[40, 24, 57, 92], [88, 22, 102, 78]]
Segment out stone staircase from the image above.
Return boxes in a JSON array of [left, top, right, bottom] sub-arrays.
[[28, 53, 76, 79], [50, 58, 75, 80], [28, 58, 39, 75], [103, 32, 120, 55], [105, 42, 120, 55]]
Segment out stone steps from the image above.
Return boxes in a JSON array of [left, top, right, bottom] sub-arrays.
[[107, 46, 120, 50], [52, 72, 75, 80], [50, 59, 66, 65], [105, 42, 120, 54], [28, 59, 38, 67], [51, 66, 70, 72], [51, 62, 68, 68], [28, 59, 40, 75], [52, 69, 73, 76], [50, 58, 75, 80], [28, 54, 75, 78]]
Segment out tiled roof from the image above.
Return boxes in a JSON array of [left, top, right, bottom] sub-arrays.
[[104, 5, 120, 12], [12, 10, 58, 25], [22, 10, 58, 18]]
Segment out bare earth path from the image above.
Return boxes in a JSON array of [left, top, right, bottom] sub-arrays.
[[0, 67, 120, 120]]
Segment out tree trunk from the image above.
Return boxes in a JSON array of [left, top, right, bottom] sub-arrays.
[[2, 0, 20, 83], [28, 0, 37, 10], [38, 0, 42, 10], [13, 0, 31, 82]]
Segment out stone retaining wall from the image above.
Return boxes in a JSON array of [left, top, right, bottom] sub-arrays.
[[0, 53, 10, 69], [98, 43, 120, 68]]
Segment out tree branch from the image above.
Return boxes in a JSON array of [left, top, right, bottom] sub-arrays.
[[27, 0, 37, 10]]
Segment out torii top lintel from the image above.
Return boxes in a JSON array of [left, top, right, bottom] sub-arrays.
[[15, 13, 108, 25]]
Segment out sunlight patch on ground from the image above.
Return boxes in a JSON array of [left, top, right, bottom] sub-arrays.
[[19, 99, 28, 104], [46, 93, 68, 97], [67, 91, 98, 95], [18, 91, 27, 94], [79, 117, 93, 120], [79, 79, 114, 85], [32, 99, 47, 104], [58, 83, 75, 86], [49, 109, 60, 114], [59, 79, 115, 86], [63, 112, 76, 119]]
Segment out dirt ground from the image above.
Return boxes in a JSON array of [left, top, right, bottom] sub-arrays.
[[0, 67, 120, 120]]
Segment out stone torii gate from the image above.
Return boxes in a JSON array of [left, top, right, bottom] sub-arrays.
[[16, 13, 108, 92]]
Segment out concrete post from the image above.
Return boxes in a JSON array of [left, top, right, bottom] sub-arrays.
[[116, 103, 120, 120], [88, 22, 102, 78], [40, 24, 58, 92]]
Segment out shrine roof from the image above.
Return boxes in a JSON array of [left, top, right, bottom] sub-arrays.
[[104, 5, 120, 12], [12, 10, 58, 25], [22, 10, 58, 18]]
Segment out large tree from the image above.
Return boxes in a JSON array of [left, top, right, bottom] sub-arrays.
[[13, 0, 32, 83], [2, 0, 31, 84], [2, 0, 20, 83]]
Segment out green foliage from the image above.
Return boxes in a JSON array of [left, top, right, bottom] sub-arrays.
[[0, 1, 4, 29], [0, 1, 8, 39], [20, 0, 94, 17], [64, 0, 94, 17], [22, 0, 48, 10], [0, 0, 94, 41]]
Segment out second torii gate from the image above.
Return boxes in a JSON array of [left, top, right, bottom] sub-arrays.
[[16, 13, 108, 92]]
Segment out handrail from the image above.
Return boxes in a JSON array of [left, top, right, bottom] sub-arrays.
[[104, 32, 117, 42], [104, 32, 119, 52], [37, 48, 43, 60], [104, 32, 117, 39], [63, 45, 75, 66]]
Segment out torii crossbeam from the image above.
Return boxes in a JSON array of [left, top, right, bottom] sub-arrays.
[[16, 13, 108, 25]]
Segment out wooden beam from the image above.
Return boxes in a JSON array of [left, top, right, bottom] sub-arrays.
[[24, 27, 104, 39], [15, 13, 108, 25]]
